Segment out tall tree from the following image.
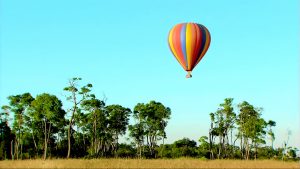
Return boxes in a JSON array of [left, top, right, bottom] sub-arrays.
[[267, 120, 276, 150], [64, 77, 92, 158], [80, 96, 106, 156], [106, 105, 131, 156], [211, 98, 236, 159], [0, 106, 12, 160], [208, 112, 217, 159], [128, 123, 145, 158], [198, 136, 210, 158], [236, 101, 267, 160], [131, 101, 171, 157], [7, 93, 34, 159], [29, 93, 66, 160], [282, 129, 291, 160]]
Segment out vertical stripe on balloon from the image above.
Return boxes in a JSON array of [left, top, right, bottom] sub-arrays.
[[180, 24, 188, 69], [186, 23, 193, 70]]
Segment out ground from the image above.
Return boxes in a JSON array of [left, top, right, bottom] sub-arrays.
[[0, 158, 299, 168]]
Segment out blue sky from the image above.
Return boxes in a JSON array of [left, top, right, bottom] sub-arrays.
[[0, 0, 299, 148]]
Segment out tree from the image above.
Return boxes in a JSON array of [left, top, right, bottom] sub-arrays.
[[106, 105, 131, 156], [267, 120, 276, 150], [208, 112, 217, 159], [172, 138, 197, 158], [80, 96, 106, 157], [282, 129, 291, 160], [7, 93, 34, 159], [211, 98, 236, 159], [64, 77, 92, 158], [287, 147, 298, 159], [128, 123, 145, 158], [0, 106, 12, 160], [29, 93, 66, 160], [236, 101, 267, 160], [131, 101, 171, 158], [198, 136, 210, 158]]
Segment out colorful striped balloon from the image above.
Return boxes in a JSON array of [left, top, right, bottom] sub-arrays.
[[168, 23, 211, 78]]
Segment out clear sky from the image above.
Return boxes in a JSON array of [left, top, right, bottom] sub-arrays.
[[0, 0, 299, 148]]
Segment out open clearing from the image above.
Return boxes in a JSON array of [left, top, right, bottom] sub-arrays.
[[0, 159, 299, 168]]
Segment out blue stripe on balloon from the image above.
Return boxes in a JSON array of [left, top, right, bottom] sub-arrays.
[[180, 23, 188, 68], [197, 24, 206, 57]]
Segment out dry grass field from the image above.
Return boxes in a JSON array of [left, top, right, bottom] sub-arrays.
[[0, 158, 299, 169]]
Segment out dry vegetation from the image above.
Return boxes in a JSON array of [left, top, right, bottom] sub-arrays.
[[0, 159, 299, 168]]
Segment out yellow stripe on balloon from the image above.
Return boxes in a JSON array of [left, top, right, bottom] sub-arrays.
[[168, 27, 185, 69], [185, 23, 193, 70]]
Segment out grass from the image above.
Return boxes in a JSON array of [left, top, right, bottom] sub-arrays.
[[0, 158, 299, 168]]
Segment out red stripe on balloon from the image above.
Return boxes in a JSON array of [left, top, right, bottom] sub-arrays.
[[190, 24, 202, 69]]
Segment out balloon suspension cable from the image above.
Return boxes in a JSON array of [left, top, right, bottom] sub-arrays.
[[186, 71, 192, 78]]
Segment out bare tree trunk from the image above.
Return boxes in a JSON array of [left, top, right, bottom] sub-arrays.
[[15, 141, 19, 160], [139, 143, 142, 158], [94, 115, 97, 155], [43, 120, 47, 160], [254, 142, 257, 160], [114, 134, 119, 157], [218, 134, 222, 159], [146, 134, 150, 155], [67, 87, 78, 159], [17, 117, 21, 160], [209, 121, 214, 159], [245, 138, 250, 160], [160, 137, 164, 158], [47, 123, 51, 159], [67, 107, 76, 158], [67, 119, 72, 158], [240, 135, 243, 159], [225, 132, 228, 158], [20, 144, 23, 160], [31, 131, 38, 157], [209, 131, 213, 159], [11, 140, 14, 160], [231, 129, 233, 146]]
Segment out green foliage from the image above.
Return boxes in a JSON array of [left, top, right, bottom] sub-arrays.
[[236, 101, 267, 159], [0, 115, 12, 160], [63, 77, 94, 158], [6, 93, 34, 160], [29, 93, 66, 159], [130, 101, 171, 158], [198, 136, 210, 158], [116, 143, 135, 158], [171, 138, 197, 158], [106, 104, 131, 137], [209, 98, 236, 159]]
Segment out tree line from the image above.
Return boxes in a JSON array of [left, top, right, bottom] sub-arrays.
[[0, 78, 298, 160]]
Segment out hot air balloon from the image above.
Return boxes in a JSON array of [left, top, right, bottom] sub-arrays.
[[168, 23, 211, 78]]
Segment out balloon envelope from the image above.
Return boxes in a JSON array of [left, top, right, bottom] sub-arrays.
[[168, 23, 211, 77]]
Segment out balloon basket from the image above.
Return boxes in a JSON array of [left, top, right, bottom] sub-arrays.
[[186, 71, 192, 78]]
